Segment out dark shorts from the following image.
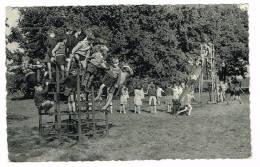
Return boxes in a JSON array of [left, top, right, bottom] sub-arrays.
[[56, 54, 66, 66], [102, 74, 117, 88], [234, 90, 241, 96], [43, 54, 51, 63], [75, 53, 86, 61], [86, 63, 98, 74]]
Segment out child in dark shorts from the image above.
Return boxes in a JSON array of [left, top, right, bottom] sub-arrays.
[[64, 74, 77, 112], [234, 82, 244, 104], [83, 45, 109, 91], [95, 57, 121, 101], [52, 36, 67, 80]]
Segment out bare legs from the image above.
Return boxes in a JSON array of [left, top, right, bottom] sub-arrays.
[[134, 105, 141, 114]]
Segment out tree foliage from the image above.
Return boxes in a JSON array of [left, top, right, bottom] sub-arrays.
[[12, 4, 248, 82]]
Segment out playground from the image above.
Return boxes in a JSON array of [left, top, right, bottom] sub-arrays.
[[7, 92, 250, 161], [5, 5, 250, 161]]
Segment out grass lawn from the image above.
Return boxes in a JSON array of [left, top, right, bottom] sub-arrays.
[[6, 93, 251, 161]]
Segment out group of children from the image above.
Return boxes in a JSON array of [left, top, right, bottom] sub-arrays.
[[19, 27, 245, 115], [116, 81, 194, 115], [30, 27, 134, 114]]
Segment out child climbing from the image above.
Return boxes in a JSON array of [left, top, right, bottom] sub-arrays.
[[51, 36, 67, 81], [83, 45, 109, 91], [34, 82, 54, 114]]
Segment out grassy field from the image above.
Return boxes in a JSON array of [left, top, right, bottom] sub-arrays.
[[6, 93, 251, 161]]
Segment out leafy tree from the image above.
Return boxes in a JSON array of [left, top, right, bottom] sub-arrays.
[[10, 4, 248, 84]]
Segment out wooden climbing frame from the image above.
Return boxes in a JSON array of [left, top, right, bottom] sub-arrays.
[[38, 63, 109, 143]]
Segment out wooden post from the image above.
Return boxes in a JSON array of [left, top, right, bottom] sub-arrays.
[[77, 67, 82, 142], [56, 65, 62, 142], [38, 109, 42, 136], [105, 110, 109, 136], [92, 86, 96, 138], [36, 68, 40, 83]]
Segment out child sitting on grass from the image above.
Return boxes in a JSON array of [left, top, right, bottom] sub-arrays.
[[176, 91, 193, 116], [120, 86, 129, 114], [34, 82, 54, 114]]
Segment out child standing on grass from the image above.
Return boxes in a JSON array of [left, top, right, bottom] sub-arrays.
[[147, 83, 157, 114], [156, 85, 164, 106], [234, 82, 244, 104], [34, 82, 54, 114], [165, 83, 173, 113], [134, 85, 143, 114], [120, 86, 129, 114], [172, 83, 181, 114]]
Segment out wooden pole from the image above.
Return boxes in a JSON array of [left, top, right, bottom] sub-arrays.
[[92, 86, 96, 138], [56, 65, 62, 142], [77, 67, 82, 142], [38, 109, 42, 136]]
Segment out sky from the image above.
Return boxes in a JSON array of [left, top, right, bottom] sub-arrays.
[[5, 7, 23, 53]]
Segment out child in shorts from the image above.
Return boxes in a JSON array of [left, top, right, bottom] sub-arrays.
[[52, 36, 67, 81], [234, 82, 244, 104], [95, 57, 121, 101], [83, 45, 109, 91], [68, 33, 94, 71], [64, 75, 77, 112], [147, 83, 157, 113], [165, 83, 173, 113]]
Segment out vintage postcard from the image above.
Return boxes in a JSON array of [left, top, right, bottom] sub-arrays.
[[4, 2, 252, 162]]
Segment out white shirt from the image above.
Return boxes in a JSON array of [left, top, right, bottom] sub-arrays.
[[156, 87, 164, 97]]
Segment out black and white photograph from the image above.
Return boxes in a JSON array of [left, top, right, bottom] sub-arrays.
[[4, 2, 252, 162]]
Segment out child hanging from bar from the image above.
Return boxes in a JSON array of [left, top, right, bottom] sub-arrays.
[[51, 35, 67, 81], [120, 85, 129, 114], [83, 45, 109, 91], [34, 82, 54, 114], [95, 57, 121, 101], [100, 64, 134, 111]]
